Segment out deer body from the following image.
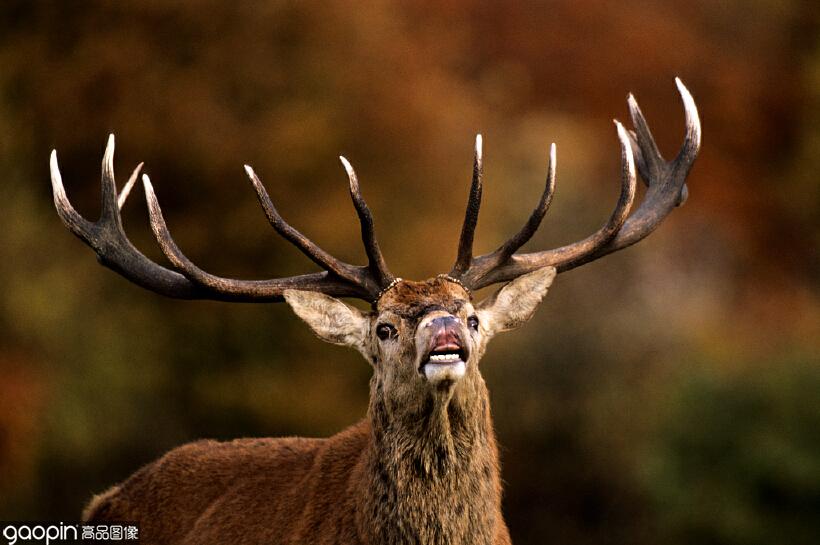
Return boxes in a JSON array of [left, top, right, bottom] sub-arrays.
[[86, 400, 508, 544], [87, 278, 515, 545], [52, 80, 700, 544]]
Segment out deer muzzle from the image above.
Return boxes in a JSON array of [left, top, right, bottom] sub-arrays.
[[419, 314, 468, 384]]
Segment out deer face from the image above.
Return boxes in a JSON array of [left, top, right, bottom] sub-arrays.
[[283, 267, 556, 400]]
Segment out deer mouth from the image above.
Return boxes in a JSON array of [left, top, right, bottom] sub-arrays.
[[421, 343, 468, 383]]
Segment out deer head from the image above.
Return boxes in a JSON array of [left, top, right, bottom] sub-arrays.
[[285, 267, 556, 425], [49, 77, 699, 415]]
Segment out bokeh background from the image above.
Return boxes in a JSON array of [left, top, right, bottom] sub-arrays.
[[1, 1, 819, 543]]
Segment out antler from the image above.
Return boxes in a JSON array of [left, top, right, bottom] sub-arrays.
[[52, 79, 698, 302], [450, 77, 701, 290], [50, 136, 393, 302]]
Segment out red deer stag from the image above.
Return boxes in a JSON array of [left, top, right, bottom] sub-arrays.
[[50, 79, 700, 545]]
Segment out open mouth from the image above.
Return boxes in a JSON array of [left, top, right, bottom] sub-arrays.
[[420, 342, 468, 383], [424, 344, 467, 365]]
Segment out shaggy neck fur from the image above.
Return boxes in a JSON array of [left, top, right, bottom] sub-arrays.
[[357, 372, 502, 545]]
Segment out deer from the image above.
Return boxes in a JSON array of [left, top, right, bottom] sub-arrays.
[[49, 78, 700, 545]]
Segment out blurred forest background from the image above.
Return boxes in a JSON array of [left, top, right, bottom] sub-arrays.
[[1, 1, 819, 544]]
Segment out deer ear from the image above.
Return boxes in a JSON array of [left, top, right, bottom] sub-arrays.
[[283, 290, 369, 353], [476, 266, 556, 336]]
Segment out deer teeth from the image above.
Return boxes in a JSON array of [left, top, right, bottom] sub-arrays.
[[429, 353, 461, 363]]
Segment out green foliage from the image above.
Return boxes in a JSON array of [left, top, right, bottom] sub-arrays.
[[643, 360, 820, 545]]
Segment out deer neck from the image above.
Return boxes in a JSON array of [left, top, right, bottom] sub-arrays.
[[358, 373, 502, 545]]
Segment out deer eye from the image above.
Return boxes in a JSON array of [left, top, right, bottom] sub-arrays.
[[467, 315, 479, 331], [376, 323, 397, 341]]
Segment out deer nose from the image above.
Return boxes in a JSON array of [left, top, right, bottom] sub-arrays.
[[428, 315, 462, 349]]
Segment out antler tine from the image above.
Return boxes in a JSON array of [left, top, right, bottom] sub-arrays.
[[339, 157, 394, 287], [547, 121, 636, 266], [497, 143, 557, 259], [118, 161, 144, 210], [462, 78, 700, 290], [98, 134, 120, 223], [50, 149, 95, 239], [142, 173, 228, 289], [675, 78, 702, 159], [244, 165, 366, 288], [673, 77, 701, 195], [142, 174, 373, 301], [450, 134, 483, 278]]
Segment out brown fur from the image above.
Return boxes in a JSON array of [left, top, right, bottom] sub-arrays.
[[377, 277, 468, 316], [84, 273, 556, 544]]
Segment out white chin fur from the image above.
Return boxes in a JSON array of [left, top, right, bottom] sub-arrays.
[[423, 360, 466, 383]]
